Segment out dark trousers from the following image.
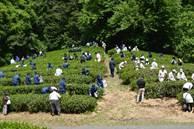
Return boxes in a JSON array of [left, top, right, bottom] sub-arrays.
[[183, 103, 193, 112], [50, 100, 61, 115], [110, 68, 114, 77]]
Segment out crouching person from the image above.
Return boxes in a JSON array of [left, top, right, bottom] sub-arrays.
[[89, 84, 98, 98], [49, 87, 61, 116], [2, 92, 11, 115], [182, 88, 193, 112]]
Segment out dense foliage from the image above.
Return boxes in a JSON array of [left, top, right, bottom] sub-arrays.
[[0, 94, 97, 113], [0, 122, 47, 129], [0, 0, 194, 65]]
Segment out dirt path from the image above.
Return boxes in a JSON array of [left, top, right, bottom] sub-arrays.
[[0, 55, 194, 128]]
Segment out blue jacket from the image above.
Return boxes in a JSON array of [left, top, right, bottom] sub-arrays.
[[25, 75, 31, 85], [59, 79, 66, 93], [34, 74, 40, 84], [12, 75, 20, 86]]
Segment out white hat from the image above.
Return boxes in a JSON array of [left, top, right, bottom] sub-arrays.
[[161, 65, 165, 68], [172, 69, 177, 73], [51, 86, 57, 91], [180, 68, 183, 72]]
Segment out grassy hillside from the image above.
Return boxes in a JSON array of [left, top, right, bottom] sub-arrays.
[[108, 49, 194, 101], [0, 46, 106, 113]]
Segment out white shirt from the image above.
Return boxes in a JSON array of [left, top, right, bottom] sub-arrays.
[[150, 61, 158, 70], [158, 69, 167, 79], [183, 92, 193, 103], [10, 59, 16, 64], [183, 82, 193, 90], [191, 73, 194, 80], [139, 63, 145, 69], [96, 53, 101, 62], [119, 62, 125, 70], [168, 72, 176, 81], [55, 68, 63, 76], [49, 91, 61, 101], [177, 72, 187, 81]]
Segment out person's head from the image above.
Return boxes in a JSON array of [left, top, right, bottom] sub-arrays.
[[111, 57, 114, 61], [161, 65, 165, 69], [124, 61, 127, 64]]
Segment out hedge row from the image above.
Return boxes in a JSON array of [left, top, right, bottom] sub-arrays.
[[0, 122, 47, 129], [0, 84, 104, 98], [0, 94, 97, 113]]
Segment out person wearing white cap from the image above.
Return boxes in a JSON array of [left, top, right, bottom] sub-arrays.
[[150, 59, 158, 70], [177, 68, 187, 81], [49, 87, 61, 116], [183, 82, 193, 90], [119, 61, 127, 70], [191, 73, 194, 81], [10, 58, 16, 64], [55, 66, 63, 76], [158, 65, 167, 82], [168, 69, 177, 81], [95, 52, 101, 63], [183, 87, 193, 112]]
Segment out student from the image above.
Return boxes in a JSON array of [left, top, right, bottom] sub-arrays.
[[2, 92, 11, 115], [109, 58, 115, 77], [12, 74, 21, 86], [148, 51, 152, 58], [49, 87, 61, 116], [59, 78, 66, 94], [183, 88, 193, 112], [80, 53, 86, 63], [168, 69, 177, 81], [177, 68, 187, 81], [30, 61, 36, 70], [34, 72, 40, 85], [47, 63, 53, 70], [41, 86, 51, 94], [119, 61, 127, 70], [15, 56, 20, 62], [81, 68, 90, 76], [171, 56, 177, 65], [191, 73, 194, 81], [10, 58, 16, 64], [62, 61, 69, 69], [95, 52, 101, 62], [183, 82, 193, 90], [89, 84, 98, 98], [136, 76, 146, 103], [25, 73, 31, 85], [96, 75, 103, 88], [0, 71, 5, 78], [158, 65, 167, 82], [178, 58, 183, 66], [55, 66, 63, 76], [150, 59, 158, 70]]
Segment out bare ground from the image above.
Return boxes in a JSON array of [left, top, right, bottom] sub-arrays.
[[1, 56, 194, 128]]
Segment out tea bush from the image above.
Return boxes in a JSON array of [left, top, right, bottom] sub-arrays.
[[0, 122, 47, 129], [0, 94, 97, 113]]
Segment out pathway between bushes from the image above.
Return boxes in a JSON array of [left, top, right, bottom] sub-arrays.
[[1, 55, 194, 128]]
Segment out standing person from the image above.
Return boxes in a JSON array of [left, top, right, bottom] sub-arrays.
[[136, 76, 146, 103], [12, 73, 21, 86], [109, 58, 115, 77], [55, 66, 63, 76], [34, 72, 40, 85], [158, 65, 167, 82], [2, 92, 11, 115], [49, 87, 61, 116]]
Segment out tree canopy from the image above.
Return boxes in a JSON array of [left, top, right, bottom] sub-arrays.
[[0, 0, 194, 65]]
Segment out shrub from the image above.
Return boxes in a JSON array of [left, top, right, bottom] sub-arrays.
[[0, 94, 97, 113], [0, 84, 104, 98], [0, 122, 47, 129]]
